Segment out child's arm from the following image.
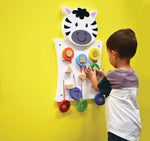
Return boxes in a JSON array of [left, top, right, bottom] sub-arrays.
[[84, 66, 105, 92], [91, 78, 99, 92]]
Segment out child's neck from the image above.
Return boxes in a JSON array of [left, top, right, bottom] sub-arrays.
[[116, 58, 132, 70]]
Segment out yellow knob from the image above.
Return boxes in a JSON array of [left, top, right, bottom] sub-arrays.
[[89, 48, 100, 61]]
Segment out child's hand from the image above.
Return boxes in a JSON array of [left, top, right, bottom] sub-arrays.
[[84, 66, 97, 80], [93, 66, 105, 79], [84, 66, 100, 92]]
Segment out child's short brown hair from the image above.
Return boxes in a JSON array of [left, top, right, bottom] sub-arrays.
[[106, 28, 137, 59]]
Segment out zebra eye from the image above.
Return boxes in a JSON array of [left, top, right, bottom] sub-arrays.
[[85, 23, 88, 28], [75, 22, 78, 27]]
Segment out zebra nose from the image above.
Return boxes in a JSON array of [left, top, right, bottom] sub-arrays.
[[72, 30, 92, 45], [76, 31, 87, 36], [84, 32, 87, 36], [76, 30, 87, 36]]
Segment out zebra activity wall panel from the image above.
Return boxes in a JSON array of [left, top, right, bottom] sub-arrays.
[[54, 6, 103, 112]]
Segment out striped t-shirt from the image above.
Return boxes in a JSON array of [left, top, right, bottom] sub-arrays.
[[97, 69, 141, 141]]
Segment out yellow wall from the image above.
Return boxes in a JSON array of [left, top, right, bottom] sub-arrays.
[[0, 0, 149, 141]]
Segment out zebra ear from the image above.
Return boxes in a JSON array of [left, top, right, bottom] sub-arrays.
[[61, 6, 72, 16], [90, 10, 97, 18]]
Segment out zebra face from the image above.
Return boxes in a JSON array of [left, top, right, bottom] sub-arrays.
[[61, 7, 98, 46]]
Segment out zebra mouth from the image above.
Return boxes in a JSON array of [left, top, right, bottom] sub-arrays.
[[77, 37, 86, 42]]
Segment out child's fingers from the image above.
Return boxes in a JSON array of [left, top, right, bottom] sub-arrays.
[[100, 66, 104, 71], [84, 66, 89, 74], [84, 66, 87, 72], [88, 66, 92, 71], [84, 66, 89, 71], [94, 68, 101, 73], [84, 69, 88, 74], [93, 67, 99, 71]]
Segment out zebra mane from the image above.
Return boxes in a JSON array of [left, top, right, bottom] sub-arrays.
[[72, 8, 89, 20]]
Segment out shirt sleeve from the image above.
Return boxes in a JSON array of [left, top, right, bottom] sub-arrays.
[[97, 76, 112, 98]]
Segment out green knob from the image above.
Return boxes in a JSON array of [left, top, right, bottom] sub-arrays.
[[77, 99, 88, 112], [90, 63, 100, 75]]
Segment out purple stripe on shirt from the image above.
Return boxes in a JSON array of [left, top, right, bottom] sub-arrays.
[[106, 69, 139, 89]]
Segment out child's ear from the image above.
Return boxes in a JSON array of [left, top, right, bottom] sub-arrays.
[[111, 50, 119, 59]]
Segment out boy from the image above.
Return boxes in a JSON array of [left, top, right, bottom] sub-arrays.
[[84, 29, 141, 141]]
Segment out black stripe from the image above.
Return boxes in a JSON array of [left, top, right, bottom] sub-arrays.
[[64, 25, 70, 29], [65, 18, 72, 23], [91, 21, 96, 25], [65, 31, 71, 36], [92, 28, 98, 31], [92, 33, 97, 38]]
